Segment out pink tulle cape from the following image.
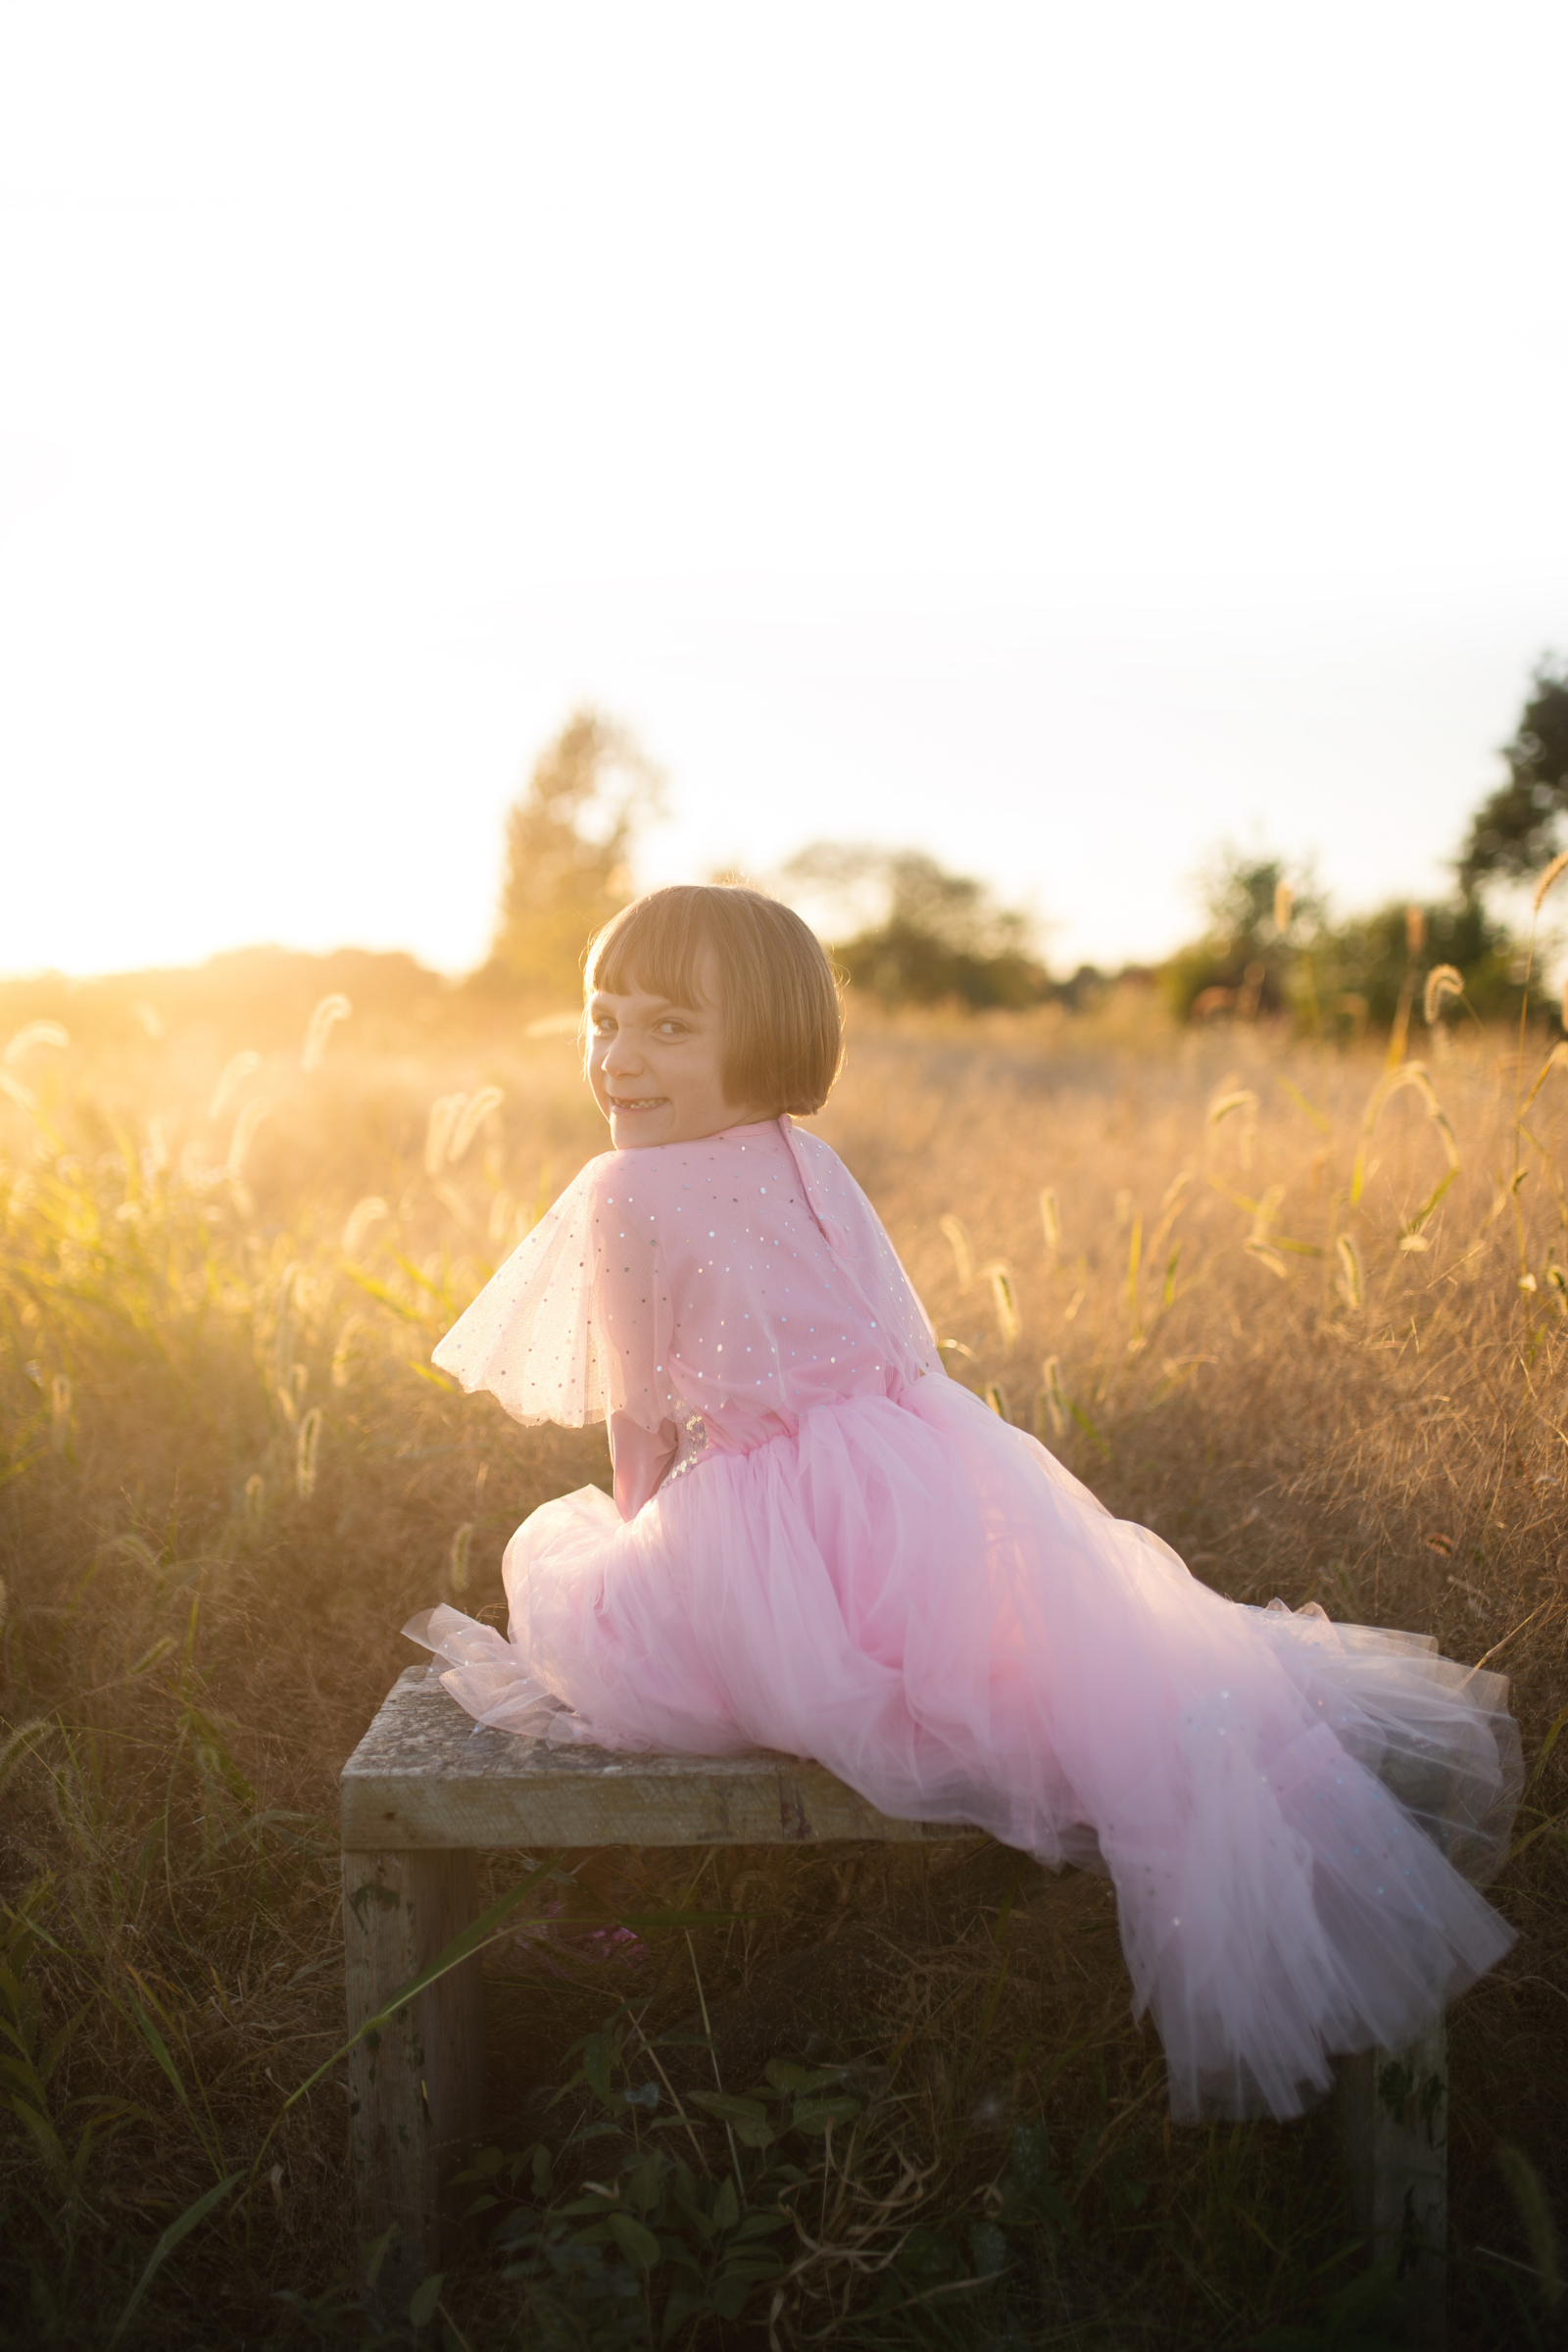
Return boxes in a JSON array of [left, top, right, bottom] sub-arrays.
[[409, 1117, 1520, 2122]]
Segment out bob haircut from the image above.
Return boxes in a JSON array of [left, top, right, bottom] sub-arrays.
[[584, 884, 845, 1117]]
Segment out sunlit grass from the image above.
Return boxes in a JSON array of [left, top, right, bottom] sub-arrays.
[[2, 986, 1566, 2345]]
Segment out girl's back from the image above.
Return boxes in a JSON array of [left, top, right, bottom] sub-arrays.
[[433, 1116, 939, 1466]]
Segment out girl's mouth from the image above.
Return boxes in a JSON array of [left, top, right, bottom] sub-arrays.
[[609, 1094, 668, 1113]]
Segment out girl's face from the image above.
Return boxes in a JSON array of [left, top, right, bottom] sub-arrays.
[[587, 960, 767, 1149]]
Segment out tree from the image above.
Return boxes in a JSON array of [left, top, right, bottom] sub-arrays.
[[1303, 897, 1520, 1028], [1457, 655, 1568, 894], [1163, 847, 1526, 1029], [781, 844, 1049, 1009], [482, 710, 663, 999], [1161, 851, 1323, 1022]]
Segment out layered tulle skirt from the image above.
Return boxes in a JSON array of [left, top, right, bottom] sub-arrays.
[[408, 1378, 1521, 2121]]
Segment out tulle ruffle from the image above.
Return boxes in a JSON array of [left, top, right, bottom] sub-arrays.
[[407, 1378, 1520, 2122]]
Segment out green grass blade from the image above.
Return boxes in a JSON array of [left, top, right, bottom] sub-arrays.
[[108, 2170, 243, 2348], [253, 1852, 564, 2177]]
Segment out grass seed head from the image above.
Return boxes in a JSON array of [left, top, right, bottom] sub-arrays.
[[1207, 1086, 1258, 1169], [1039, 1186, 1061, 1253], [208, 1050, 261, 1125], [0, 1716, 49, 1799], [1534, 850, 1568, 915], [341, 1195, 389, 1256], [939, 1213, 974, 1291], [1208, 1088, 1257, 1126], [985, 1263, 1021, 1347], [424, 1092, 466, 1176], [1423, 964, 1464, 1024], [301, 993, 353, 1072], [226, 1097, 271, 1180], [450, 1085, 504, 1164], [1335, 1232, 1364, 1309], [294, 1405, 322, 1500], [1249, 1184, 1285, 1243], [3, 1020, 69, 1068], [330, 1316, 367, 1388]]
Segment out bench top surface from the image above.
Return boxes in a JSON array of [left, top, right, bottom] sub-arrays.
[[340, 1668, 974, 1851], [345, 1668, 821, 1788]]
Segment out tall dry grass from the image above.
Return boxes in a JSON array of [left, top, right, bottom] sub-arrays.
[[1, 984, 1565, 2347]]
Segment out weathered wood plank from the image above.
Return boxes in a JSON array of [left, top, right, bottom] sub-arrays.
[[1334, 2010, 1447, 2351], [341, 1667, 979, 1850], [343, 1845, 484, 2283]]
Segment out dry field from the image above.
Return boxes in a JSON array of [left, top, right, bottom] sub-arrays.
[[1, 987, 1565, 2349]]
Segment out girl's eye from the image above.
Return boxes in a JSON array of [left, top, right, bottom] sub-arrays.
[[656, 1020, 688, 1038]]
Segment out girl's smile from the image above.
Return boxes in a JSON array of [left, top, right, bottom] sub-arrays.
[[587, 966, 767, 1148]]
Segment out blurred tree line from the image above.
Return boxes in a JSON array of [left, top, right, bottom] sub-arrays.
[[1160, 853, 1524, 1032], [19, 662, 1560, 1042], [1162, 656, 1568, 1031], [481, 710, 1058, 1012], [483, 661, 1568, 1028], [778, 843, 1051, 1010]]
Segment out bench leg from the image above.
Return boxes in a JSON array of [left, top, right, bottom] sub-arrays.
[[1335, 2010, 1447, 2352], [343, 1847, 485, 2286]]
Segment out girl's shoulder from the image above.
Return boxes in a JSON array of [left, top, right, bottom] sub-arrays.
[[592, 1121, 802, 1211], [776, 1118, 853, 1187], [585, 1123, 875, 1268]]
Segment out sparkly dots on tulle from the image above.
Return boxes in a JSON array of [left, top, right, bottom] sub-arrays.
[[432, 1119, 940, 1507], [412, 1116, 1522, 2123]]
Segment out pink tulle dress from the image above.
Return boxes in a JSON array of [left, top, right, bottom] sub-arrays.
[[407, 1116, 1521, 2122]]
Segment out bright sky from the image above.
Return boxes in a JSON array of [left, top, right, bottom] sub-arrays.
[[4, 2, 1567, 981]]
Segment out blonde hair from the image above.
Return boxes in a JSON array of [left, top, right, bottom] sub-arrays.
[[585, 884, 844, 1116]]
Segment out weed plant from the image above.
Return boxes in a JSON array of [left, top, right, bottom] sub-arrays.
[[1, 974, 1566, 2347]]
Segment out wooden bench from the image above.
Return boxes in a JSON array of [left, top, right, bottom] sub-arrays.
[[341, 1668, 979, 2265], [341, 1667, 1449, 2344]]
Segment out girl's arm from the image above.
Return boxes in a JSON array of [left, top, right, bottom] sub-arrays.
[[431, 1155, 689, 1519], [608, 1410, 679, 1521], [593, 1171, 682, 1519]]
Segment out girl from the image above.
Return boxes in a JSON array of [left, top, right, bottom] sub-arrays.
[[407, 884, 1521, 2124]]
